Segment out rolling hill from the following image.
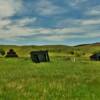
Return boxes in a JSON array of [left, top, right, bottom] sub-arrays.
[[0, 42, 100, 57]]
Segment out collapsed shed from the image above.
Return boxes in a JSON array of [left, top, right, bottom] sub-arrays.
[[30, 50, 50, 63], [90, 53, 100, 61], [6, 49, 18, 57]]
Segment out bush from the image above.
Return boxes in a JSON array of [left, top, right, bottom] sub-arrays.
[[93, 51, 100, 54], [69, 51, 74, 55], [0, 49, 5, 56]]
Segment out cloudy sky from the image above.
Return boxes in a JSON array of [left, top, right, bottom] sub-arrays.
[[0, 0, 100, 45]]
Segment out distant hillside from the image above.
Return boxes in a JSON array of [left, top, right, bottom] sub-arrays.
[[0, 43, 100, 57], [75, 42, 100, 54], [75, 42, 100, 47], [0, 45, 74, 57]]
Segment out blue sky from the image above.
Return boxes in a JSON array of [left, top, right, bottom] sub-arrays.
[[0, 0, 100, 45]]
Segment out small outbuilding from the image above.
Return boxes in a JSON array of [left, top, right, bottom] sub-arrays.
[[90, 53, 100, 61], [6, 49, 18, 57], [30, 50, 50, 63]]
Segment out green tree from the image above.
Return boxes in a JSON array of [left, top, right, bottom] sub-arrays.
[[0, 49, 5, 56]]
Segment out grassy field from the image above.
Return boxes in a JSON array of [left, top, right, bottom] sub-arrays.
[[0, 57, 100, 100], [0, 44, 100, 100]]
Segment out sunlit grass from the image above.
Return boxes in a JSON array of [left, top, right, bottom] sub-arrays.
[[0, 57, 100, 100]]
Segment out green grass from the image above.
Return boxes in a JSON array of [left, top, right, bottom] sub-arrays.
[[0, 44, 100, 99], [0, 57, 100, 100]]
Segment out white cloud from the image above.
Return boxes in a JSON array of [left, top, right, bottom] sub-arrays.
[[0, 23, 100, 41], [14, 17, 37, 27], [85, 5, 100, 16], [0, 17, 100, 42], [56, 19, 81, 28], [0, 0, 22, 18], [81, 19, 100, 25], [56, 18, 100, 27], [68, 0, 87, 8], [0, 19, 11, 28], [0, 17, 37, 30], [0, 17, 37, 38], [87, 10, 100, 16], [0, 26, 86, 40], [35, 0, 66, 16], [0, 0, 100, 45]]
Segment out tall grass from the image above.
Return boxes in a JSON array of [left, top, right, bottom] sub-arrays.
[[0, 57, 100, 100]]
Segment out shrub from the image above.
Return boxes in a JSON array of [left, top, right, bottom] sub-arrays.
[[69, 51, 74, 55], [0, 49, 5, 56]]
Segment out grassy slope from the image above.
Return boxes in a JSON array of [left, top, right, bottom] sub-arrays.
[[0, 44, 100, 99], [76, 43, 100, 53], [0, 58, 100, 100], [0, 45, 75, 57], [1, 44, 100, 57]]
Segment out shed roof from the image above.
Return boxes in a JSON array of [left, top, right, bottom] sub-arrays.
[[91, 53, 100, 57], [31, 50, 48, 54]]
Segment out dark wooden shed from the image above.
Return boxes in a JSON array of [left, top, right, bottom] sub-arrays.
[[30, 50, 50, 63], [6, 49, 18, 57], [90, 53, 100, 61]]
